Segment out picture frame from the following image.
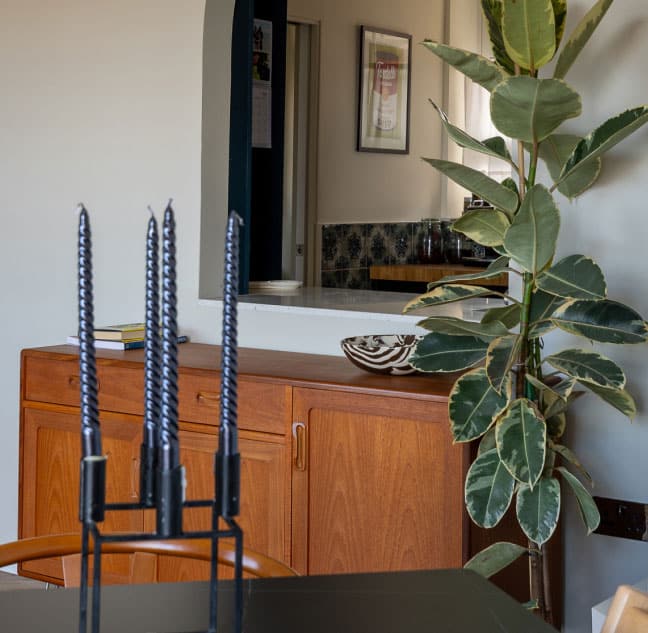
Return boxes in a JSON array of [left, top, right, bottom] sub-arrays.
[[357, 26, 412, 154]]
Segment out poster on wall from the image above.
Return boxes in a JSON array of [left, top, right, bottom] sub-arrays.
[[357, 26, 411, 154], [252, 18, 272, 149]]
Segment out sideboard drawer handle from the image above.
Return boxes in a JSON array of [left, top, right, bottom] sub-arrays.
[[69, 375, 100, 390], [292, 422, 307, 471], [196, 391, 221, 406]]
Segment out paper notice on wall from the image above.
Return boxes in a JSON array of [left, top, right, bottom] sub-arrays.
[[252, 19, 272, 148]]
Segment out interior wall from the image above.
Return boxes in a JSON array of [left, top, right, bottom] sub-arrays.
[[287, 0, 447, 223]]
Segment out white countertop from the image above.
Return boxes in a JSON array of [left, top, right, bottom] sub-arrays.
[[234, 286, 507, 322]]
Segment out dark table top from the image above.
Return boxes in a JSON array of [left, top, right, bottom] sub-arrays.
[[0, 569, 557, 633]]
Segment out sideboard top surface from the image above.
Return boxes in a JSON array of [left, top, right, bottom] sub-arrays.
[[23, 343, 457, 401]]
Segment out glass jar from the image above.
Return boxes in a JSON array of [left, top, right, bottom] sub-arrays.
[[418, 219, 444, 264]]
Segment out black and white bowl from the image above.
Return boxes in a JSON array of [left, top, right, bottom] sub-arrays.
[[340, 334, 421, 375]]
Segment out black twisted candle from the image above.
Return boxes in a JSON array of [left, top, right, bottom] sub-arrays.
[[77, 205, 102, 458], [159, 201, 179, 471], [216, 210, 243, 518], [141, 210, 161, 506]]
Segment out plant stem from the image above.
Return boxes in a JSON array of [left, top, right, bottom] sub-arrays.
[[529, 541, 546, 621], [542, 542, 554, 627], [516, 274, 534, 398]]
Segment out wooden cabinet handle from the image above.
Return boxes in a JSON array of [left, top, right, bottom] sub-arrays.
[[68, 375, 100, 390], [196, 391, 220, 406], [292, 422, 307, 471], [130, 457, 139, 499]]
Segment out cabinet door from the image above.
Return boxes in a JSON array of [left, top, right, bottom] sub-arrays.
[[20, 407, 144, 583], [291, 388, 469, 576], [148, 429, 290, 582]]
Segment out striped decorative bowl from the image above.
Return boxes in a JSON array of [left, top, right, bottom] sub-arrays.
[[340, 334, 422, 375]]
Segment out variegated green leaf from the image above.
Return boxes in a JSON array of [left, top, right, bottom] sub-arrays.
[[538, 134, 601, 199], [427, 256, 510, 289], [542, 389, 584, 420], [557, 467, 600, 533], [423, 159, 519, 215], [410, 333, 489, 373], [481, 0, 516, 74], [486, 335, 521, 394], [482, 303, 521, 329], [577, 381, 637, 419], [545, 348, 625, 389], [552, 0, 567, 51], [416, 316, 510, 340], [529, 289, 566, 338], [496, 398, 547, 488], [546, 413, 566, 439], [453, 209, 511, 247], [491, 77, 581, 144], [552, 299, 648, 344], [403, 284, 495, 313], [536, 255, 606, 300], [464, 541, 528, 578], [526, 375, 576, 401], [516, 477, 561, 545], [503, 185, 560, 274], [449, 368, 511, 443], [554, 0, 614, 79], [502, 0, 556, 70], [552, 444, 593, 485], [422, 40, 507, 92], [465, 448, 515, 528], [557, 107, 648, 187], [479, 427, 497, 456], [429, 101, 516, 169]]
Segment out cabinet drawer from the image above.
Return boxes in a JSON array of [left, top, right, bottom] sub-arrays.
[[178, 374, 288, 434], [23, 356, 144, 416]]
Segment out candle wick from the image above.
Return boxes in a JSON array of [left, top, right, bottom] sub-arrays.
[[147, 205, 155, 217], [76, 203, 87, 216], [167, 198, 174, 207], [230, 209, 244, 227]]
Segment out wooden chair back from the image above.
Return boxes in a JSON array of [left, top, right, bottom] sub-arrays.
[[601, 585, 648, 633], [0, 534, 297, 586]]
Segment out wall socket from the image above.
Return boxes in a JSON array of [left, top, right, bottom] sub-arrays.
[[594, 496, 648, 541]]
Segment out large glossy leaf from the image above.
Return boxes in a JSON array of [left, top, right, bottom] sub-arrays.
[[546, 413, 566, 439], [427, 256, 510, 288], [552, 443, 592, 485], [465, 448, 515, 528], [516, 477, 561, 545], [528, 289, 566, 338], [577, 381, 637, 419], [552, 299, 648, 344], [542, 389, 584, 420], [464, 541, 528, 578], [486, 335, 521, 394], [491, 77, 581, 143], [482, 303, 521, 329], [503, 185, 560, 274], [502, 0, 556, 70], [449, 368, 511, 442], [453, 209, 511, 247], [552, 0, 567, 51], [479, 428, 498, 456], [496, 398, 547, 488], [554, 0, 614, 79], [423, 159, 519, 215], [544, 348, 625, 389], [416, 316, 510, 340], [429, 101, 516, 169], [538, 134, 601, 199], [410, 333, 489, 373], [422, 40, 507, 92], [481, 0, 516, 74], [557, 107, 648, 187], [557, 466, 600, 533], [403, 284, 495, 313], [526, 374, 576, 402], [536, 255, 606, 300]]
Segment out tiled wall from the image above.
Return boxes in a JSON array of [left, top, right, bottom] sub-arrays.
[[321, 222, 439, 289]]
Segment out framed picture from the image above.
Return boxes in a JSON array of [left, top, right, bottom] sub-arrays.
[[357, 26, 412, 154]]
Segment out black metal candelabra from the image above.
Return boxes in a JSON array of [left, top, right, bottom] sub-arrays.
[[76, 204, 244, 633]]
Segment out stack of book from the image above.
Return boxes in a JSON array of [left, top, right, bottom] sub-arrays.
[[67, 323, 188, 350]]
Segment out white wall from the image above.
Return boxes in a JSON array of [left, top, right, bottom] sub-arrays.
[[287, 0, 446, 223], [548, 2, 648, 631]]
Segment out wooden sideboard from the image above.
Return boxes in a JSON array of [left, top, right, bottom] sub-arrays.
[[370, 263, 508, 288], [19, 343, 559, 619]]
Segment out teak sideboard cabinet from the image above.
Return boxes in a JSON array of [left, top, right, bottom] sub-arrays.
[[20, 343, 491, 584]]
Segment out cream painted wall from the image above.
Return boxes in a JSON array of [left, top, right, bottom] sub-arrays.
[[287, 0, 447, 223]]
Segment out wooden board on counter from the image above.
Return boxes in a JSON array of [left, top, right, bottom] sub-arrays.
[[370, 264, 508, 287]]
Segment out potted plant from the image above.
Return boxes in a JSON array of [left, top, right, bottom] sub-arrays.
[[403, 0, 648, 625]]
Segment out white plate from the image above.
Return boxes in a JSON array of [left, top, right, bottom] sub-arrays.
[[249, 280, 303, 290]]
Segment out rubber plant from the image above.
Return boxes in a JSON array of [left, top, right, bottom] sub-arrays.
[[403, 0, 648, 625]]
